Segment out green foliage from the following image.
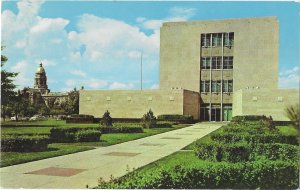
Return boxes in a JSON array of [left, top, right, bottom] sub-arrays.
[[66, 114, 95, 123], [97, 158, 299, 189], [1, 135, 50, 152], [142, 109, 157, 128], [50, 127, 101, 142], [194, 141, 299, 162], [194, 141, 251, 162], [100, 110, 113, 127], [231, 115, 268, 122], [156, 121, 173, 128], [74, 130, 101, 142], [99, 123, 143, 134], [157, 114, 194, 123], [285, 104, 300, 129], [1, 47, 18, 121], [64, 88, 79, 114]]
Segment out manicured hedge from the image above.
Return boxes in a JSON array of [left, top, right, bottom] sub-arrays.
[[157, 114, 194, 123], [50, 127, 101, 142], [231, 115, 268, 122], [75, 130, 101, 142], [98, 160, 299, 189], [194, 141, 299, 162], [253, 143, 299, 161], [99, 124, 143, 134], [156, 122, 173, 128], [1, 135, 50, 152], [66, 114, 95, 123], [211, 132, 298, 145], [194, 141, 251, 162]]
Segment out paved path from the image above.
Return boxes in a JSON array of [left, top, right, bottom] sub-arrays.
[[0, 123, 222, 189]]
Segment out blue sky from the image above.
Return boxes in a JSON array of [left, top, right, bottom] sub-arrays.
[[1, 0, 299, 92]]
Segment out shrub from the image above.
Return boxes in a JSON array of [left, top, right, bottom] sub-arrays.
[[194, 141, 251, 162], [157, 114, 194, 123], [194, 141, 299, 162], [97, 160, 299, 189], [252, 143, 299, 161], [156, 121, 173, 128], [211, 132, 246, 143], [75, 130, 101, 142], [211, 131, 298, 145], [66, 114, 94, 123], [1, 135, 50, 152], [231, 115, 268, 122], [285, 104, 300, 129], [100, 110, 113, 127], [142, 109, 157, 128], [50, 127, 100, 142], [99, 124, 143, 134]]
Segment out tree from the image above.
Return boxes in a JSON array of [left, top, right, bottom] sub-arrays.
[[64, 88, 79, 114], [142, 109, 157, 128], [100, 110, 113, 127], [285, 104, 300, 130], [1, 46, 18, 121]]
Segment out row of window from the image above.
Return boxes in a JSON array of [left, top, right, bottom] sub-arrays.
[[201, 56, 233, 69], [200, 80, 233, 92], [201, 33, 234, 47]]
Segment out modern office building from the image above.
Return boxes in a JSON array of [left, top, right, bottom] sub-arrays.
[[79, 17, 299, 121]]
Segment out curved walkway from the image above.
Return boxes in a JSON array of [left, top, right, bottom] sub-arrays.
[[0, 123, 222, 189]]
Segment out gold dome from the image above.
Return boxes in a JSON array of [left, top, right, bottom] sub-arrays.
[[36, 63, 45, 74]]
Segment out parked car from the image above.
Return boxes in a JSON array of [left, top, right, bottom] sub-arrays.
[[29, 115, 47, 121]]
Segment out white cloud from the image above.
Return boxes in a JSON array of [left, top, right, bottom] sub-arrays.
[[87, 79, 108, 89], [35, 59, 57, 67], [279, 66, 300, 88], [169, 7, 196, 20], [70, 70, 86, 77], [137, 6, 197, 31], [150, 83, 159, 89], [10, 60, 33, 89], [109, 82, 135, 90]]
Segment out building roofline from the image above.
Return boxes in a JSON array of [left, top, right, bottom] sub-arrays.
[[162, 16, 278, 27]]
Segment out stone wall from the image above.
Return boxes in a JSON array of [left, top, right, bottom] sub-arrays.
[[79, 89, 200, 119], [233, 88, 299, 121]]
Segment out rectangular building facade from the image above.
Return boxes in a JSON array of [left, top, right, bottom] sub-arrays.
[[80, 89, 200, 119], [80, 17, 298, 122], [160, 17, 279, 121]]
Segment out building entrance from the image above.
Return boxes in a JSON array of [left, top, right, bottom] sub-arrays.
[[211, 107, 221, 121]]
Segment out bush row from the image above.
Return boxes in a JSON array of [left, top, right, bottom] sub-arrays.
[[211, 132, 298, 145], [157, 114, 194, 123], [50, 127, 101, 142], [194, 141, 299, 162], [98, 159, 299, 189], [69, 114, 94, 118], [99, 124, 143, 134], [231, 115, 269, 122], [1, 135, 50, 152]]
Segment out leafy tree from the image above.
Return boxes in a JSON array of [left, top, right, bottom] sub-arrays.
[[1, 46, 18, 121], [285, 104, 300, 130], [100, 110, 113, 127], [64, 88, 79, 114], [142, 109, 157, 128]]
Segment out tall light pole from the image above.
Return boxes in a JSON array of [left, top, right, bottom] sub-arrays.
[[140, 50, 143, 90]]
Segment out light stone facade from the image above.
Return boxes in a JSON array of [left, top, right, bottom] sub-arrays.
[[80, 89, 199, 119], [79, 17, 298, 122], [233, 89, 299, 121]]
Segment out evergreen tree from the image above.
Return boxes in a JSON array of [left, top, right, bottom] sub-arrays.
[[1, 46, 18, 121], [101, 110, 113, 127]]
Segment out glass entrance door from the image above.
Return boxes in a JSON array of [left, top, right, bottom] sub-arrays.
[[223, 108, 232, 121], [211, 107, 221, 121]]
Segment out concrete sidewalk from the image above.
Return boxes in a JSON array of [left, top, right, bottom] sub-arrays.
[[0, 123, 222, 189]]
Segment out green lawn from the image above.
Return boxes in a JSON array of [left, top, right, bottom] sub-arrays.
[[1, 144, 93, 167], [1, 122, 188, 167], [276, 125, 298, 136]]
